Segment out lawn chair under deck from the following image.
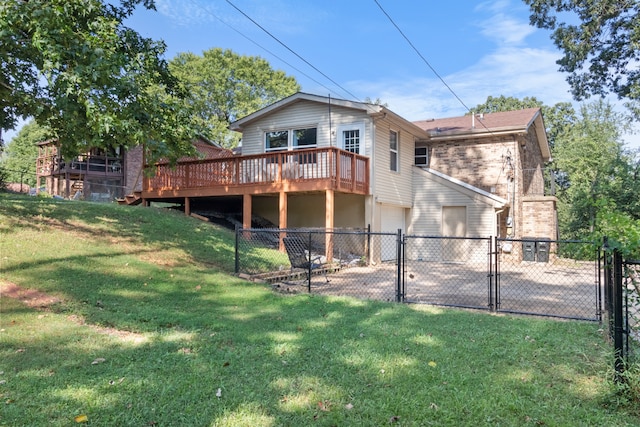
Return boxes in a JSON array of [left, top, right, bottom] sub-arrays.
[[283, 236, 329, 291]]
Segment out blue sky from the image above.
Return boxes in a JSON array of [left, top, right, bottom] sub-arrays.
[[127, 0, 573, 122], [4, 0, 638, 147]]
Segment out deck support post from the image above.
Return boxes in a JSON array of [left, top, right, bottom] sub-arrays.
[[242, 194, 252, 238], [279, 191, 288, 252], [184, 197, 191, 216], [325, 189, 334, 262]]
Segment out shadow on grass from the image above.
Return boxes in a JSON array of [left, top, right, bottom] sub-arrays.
[[0, 193, 633, 425]]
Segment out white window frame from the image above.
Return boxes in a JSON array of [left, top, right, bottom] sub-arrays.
[[264, 126, 317, 152], [390, 129, 399, 172], [337, 122, 365, 155]]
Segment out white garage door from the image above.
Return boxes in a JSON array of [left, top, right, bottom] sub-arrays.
[[380, 206, 405, 261]]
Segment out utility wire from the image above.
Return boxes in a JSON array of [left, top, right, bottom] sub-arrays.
[[185, 0, 339, 98], [224, 0, 361, 102], [373, 0, 473, 114], [373, 0, 499, 135]]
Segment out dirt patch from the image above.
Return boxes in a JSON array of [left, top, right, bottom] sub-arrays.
[[0, 281, 62, 308], [1, 281, 147, 344]]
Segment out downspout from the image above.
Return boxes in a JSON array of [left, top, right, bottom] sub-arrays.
[[328, 94, 333, 147]]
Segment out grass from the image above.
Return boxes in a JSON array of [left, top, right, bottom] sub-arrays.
[[0, 192, 637, 426]]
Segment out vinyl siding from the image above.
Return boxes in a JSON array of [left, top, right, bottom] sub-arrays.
[[410, 167, 497, 237], [240, 101, 371, 155], [371, 119, 415, 207]]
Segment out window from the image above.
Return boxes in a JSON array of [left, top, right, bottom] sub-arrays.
[[265, 131, 288, 151], [415, 143, 428, 166], [265, 128, 317, 152], [343, 129, 360, 154], [293, 128, 317, 149], [390, 130, 398, 172]]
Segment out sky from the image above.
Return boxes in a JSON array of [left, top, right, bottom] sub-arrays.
[[4, 0, 639, 147]]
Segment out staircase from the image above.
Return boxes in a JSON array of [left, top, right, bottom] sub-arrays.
[[117, 191, 142, 206]]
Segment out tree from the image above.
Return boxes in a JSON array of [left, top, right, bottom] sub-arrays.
[[470, 95, 544, 113], [168, 48, 300, 148], [1, 0, 197, 163], [1, 120, 51, 187], [552, 100, 634, 237], [524, 0, 640, 113]]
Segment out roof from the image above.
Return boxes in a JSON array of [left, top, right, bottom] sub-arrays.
[[230, 92, 430, 136], [413, 108, 551, 161], [417, 167, 508, 208], [179, 137, 233, 161], [414, 108, 539, 134]]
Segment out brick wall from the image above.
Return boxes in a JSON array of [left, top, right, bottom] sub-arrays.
[[429, 128, 553, 241], [124, 146, 143, 195]]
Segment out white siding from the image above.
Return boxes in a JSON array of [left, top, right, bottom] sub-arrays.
[[371, 120, 415, 208], [240, 101, 371, 155], [410, 168, 498, 237], [409, 167, 498, 262]]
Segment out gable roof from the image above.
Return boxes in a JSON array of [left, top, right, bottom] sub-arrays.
[[415, 167, 508, 208], [230, 92, 430, 136], [414, 108, 551, 161]]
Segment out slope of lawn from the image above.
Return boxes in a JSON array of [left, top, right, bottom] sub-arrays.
[[0, 193, 636, 426]]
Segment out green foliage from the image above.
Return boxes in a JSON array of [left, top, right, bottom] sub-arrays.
[[470, 95, 544, 113], [524, 0, 640, 113], [596, 209, 640, 258], [0, 0, 198, 163], [553, 100, 635, 239], [1, 120, 51, 186], [168, 48, 300, 148]]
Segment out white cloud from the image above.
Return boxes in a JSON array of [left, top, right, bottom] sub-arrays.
[[478, 14, 536, 45]]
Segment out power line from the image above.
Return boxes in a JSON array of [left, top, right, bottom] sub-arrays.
[[184, 0, 340, 98], [373, 0, 473, 114], [373, 0, 501, 136], [224, 0, 361, 101]]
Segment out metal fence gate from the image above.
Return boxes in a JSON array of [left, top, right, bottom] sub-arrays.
[[235, 228, 601, 320]]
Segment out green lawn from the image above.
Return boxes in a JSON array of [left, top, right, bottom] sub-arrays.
[[0, 193, 637, 426]]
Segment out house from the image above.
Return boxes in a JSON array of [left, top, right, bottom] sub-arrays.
[[138, 92, 556, 261], [36, 141, 131, 201], [35, 137, 228, 203]]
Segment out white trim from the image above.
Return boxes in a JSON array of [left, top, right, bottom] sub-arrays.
[[337, 122, 365, 155]]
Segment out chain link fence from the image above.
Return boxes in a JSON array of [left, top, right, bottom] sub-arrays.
[[496, 239, 599, 320], [236, 228, 401, 301], [235, 228, 599, 320]]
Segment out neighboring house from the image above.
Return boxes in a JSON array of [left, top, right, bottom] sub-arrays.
[[36, 140, 131, 201], [139, 92, 556, 261], [35, 137, 228, 203]]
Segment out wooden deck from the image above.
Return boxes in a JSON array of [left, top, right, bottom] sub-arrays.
[[142, 147, 369, 199]]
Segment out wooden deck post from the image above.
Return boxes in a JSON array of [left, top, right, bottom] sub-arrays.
[[325, 189, 334, 262], [279, 191, 288, 252], [242, 194, 252, 237], [184, 197, 191, 216]]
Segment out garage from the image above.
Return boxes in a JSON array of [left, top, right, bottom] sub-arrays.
[[380, 205, 405, 261]]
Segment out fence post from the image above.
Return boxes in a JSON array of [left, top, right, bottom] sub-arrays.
[[603, 237, 613, 335], [366, 224, 372, 265], [235, 225, 240, 274], [488, 237, 494, 312], [396, 228, 402, 303], [613, 248, 625, 383], [307, 232, 313, 293]]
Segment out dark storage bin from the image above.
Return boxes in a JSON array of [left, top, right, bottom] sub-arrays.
[[537, 239, 550, 263], [522, 238, 536, 262]]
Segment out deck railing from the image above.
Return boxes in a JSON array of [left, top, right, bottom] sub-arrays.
[[36, 154, 123, 176], [144, 147, 369, 195]]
